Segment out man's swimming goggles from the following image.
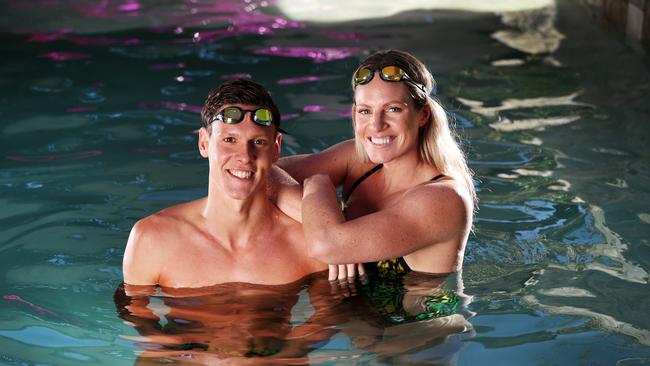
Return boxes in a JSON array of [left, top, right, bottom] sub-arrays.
[[212, 106, 274, 127], [354, 65, 426, 93]]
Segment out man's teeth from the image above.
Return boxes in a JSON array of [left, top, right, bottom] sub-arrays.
[[230, 170, 253, 179], [371, 137, 392, 145]]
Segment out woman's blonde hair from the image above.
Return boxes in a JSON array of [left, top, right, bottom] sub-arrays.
[[351, 50, 477, 207]]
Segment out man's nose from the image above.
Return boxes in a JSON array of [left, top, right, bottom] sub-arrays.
[[235, 141, 255, 163]]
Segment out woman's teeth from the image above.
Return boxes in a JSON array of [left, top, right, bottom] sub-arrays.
[[370, 137, 392, 145]]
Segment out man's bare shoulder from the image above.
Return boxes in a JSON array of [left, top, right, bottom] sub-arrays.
[[122, 198, 206, 285]]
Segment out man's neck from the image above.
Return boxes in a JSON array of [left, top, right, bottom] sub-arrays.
[[201, 182, 277, 250]]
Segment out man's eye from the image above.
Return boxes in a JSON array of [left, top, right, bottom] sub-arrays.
[[253, 139, 267, 146], [223, 137, 236, 143], [357, 109, 370, 115]]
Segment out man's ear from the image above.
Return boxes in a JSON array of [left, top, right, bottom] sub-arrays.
[[198, 127, 209, 158], [273, 132, 283, 161]]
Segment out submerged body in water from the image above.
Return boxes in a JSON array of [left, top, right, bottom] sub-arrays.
[[115, 271, 473, 364]]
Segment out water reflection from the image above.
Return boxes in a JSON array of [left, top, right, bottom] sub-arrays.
[[114, 272, 473, 364]]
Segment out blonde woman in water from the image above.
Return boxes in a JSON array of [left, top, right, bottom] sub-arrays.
[[277, 49, 476, 280]]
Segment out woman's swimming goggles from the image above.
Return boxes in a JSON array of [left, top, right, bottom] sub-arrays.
[[213, 106, 274, 127], [354, 66, 426, 93]]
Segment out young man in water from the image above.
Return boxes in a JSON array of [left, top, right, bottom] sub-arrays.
[[122, 79, 326, 287]]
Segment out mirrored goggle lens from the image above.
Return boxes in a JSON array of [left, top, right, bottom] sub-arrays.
[[354, 67, 374, 85], [253, 109, 273, 126], [222, 107, 243, 124], [380, 66, 406, 81]]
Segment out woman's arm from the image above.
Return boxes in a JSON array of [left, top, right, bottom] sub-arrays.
[[277, 139, 356, 185], [301, 174, 472, 269], [270, 139, 356, 222]]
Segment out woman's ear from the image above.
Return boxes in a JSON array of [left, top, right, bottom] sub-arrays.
[[418, 104, 431, 128], [198, 127, 209, 158]]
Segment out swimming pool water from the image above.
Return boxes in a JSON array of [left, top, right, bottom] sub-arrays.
[[1, 0, 649, 365]]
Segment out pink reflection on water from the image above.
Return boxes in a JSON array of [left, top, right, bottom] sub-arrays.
[[66, 36, 142, 46], [2, 295, 59, 317], [6, 150, 102, 163], [150, 62, 186, 71], [303, 105, 325, 112], [255, 47, 359, 63], [138, 101, 203, 114], [277, 76, 326, 85], [302, 105, 351, 118], [221, 73, 252, 80], [28, 30, 70, 42], [282, 113, 300, 121], [118, 1, 141, 12], [19, 1, 304, 45], [40, 52, 91, 61], [28, 31, 140, 46]]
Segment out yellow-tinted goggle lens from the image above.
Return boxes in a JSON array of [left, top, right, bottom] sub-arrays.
[[381, 66, 406, 81], [253, 109, 273, 126], [354, 67, 374, 85], [222, 107, 243, 124]]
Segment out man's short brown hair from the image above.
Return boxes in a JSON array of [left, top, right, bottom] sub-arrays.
[[201, 79, 281, 132]]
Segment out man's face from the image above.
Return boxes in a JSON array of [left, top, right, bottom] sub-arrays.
[[199, 104, 282, 200]]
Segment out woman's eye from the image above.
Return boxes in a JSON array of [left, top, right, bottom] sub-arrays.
[[357, 109, 370, 115], [387, 106, 402, 113]]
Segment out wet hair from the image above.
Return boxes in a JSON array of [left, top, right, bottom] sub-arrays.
[[351, 50, 477, 206], [201, 79, 281, 133]]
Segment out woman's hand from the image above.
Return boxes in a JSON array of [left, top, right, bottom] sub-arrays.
[[328, 263, 367, 282]]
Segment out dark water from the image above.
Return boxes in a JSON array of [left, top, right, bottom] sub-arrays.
[[1, 0, 649, 365]]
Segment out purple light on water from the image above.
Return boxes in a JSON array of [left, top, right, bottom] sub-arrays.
[[39, 52, 91, 61], [282, 113, 301, 121], [118, 1, 141, 12], [337, 109, 352, 118], [255, 47, 359, 63], [221, 73, 252, 80], [303, 105, 325, 112], [302, 105, 351, 117], [27, 30, 69, 42], [277, 76, 322, 85], [2, 295, 59, 317], [150, 63, 186, 71]]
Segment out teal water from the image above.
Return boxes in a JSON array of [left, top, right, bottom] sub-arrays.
[[1, 0, 649, 365]]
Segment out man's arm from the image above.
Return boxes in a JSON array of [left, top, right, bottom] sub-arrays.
[[123, 219, 161, 286]]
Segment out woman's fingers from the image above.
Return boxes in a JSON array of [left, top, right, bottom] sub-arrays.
[[346, 264, 356, 279], [328, 264, 338, 281], [357, 263, 366, 276], [337, 264, 347, 281]]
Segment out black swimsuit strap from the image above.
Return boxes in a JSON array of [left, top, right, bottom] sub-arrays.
[[343, 164, 383, 204], [431, 174, 446, 182]]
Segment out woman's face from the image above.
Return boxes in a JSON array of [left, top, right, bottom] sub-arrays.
[[353, 73, 428, 164]]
